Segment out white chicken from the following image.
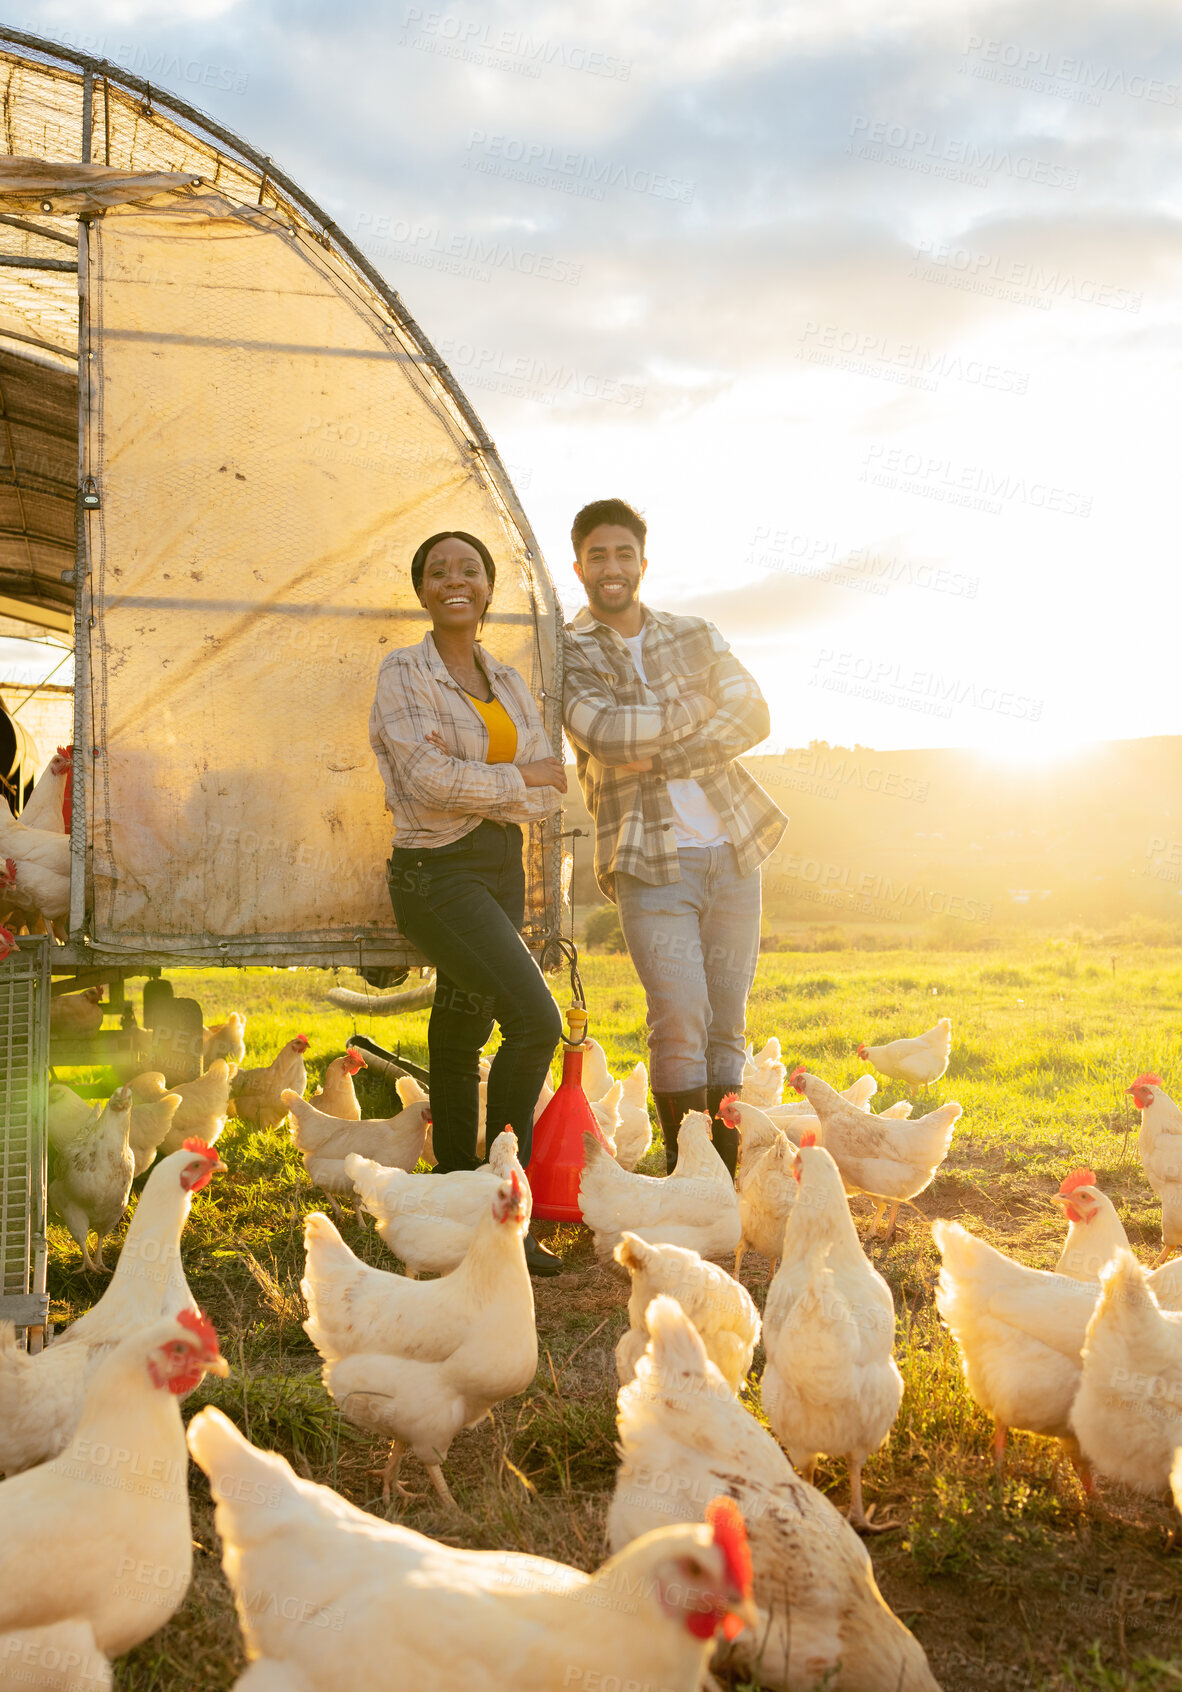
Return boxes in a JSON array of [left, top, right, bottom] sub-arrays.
[[303, 1175, 536, 1504], [789, 1067, 961, 1240], [47, 1081, 181, 1178], [762, 1139, 903, 1529], [136, 1059, 237, 1153], [48, 1087, 135, 1273], [1071, 1249, 1182, 1496], [579, 1036, 616, 1101], [579, 1112, 741, 1261], [348, 1130, 529, 1276], [764, 1073, 878, 1129], [391, 1075, 437, 1164], [46, 1085, 98, 1152], [0, 801, 71, 928], [0, 1140, 224, 1475], [311, 1049, 367, 1120], [740, 1036, 785, 1108], [1128, 1073, 1182, 1267], [0, 1620, 111, 1690], [19, 745, 72, 834], [188, 1403, 756, 1692], [589, 1077, 622, 1154], [613, 1060, 652, 1170], [932, 1221, 1182, 1489], [231, 1034, 309, 1129], [856, 1017, 952, 1094], [609, 1296, 940, 1692], [202, 1011, 247, 1067], [0, 1312, 227, 1656], [127, 1089, 183, 1177], [613, 1231, 759, 1392], [1053, 1168, 1131, 1283], [285, 1087, 434, 1221], [735, 1133, 798, 1279]]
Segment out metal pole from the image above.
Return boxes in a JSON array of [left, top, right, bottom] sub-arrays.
[[68, 217, 90, 940], [80, 69, 92, 163]]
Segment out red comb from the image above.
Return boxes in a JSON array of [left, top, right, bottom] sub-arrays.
[[799, 1128, 817, 1149], [177, 1308, 220, 1354], [1060, 1167, 1096, 1196], [789, 1065, 807, 1093], [4, 857, 15, 879], [719, 1091, 739, 1111], [1129, 1073, 1163, 1092], [182, 1138, 216, 1159], [705, 1496, 752, 1599]]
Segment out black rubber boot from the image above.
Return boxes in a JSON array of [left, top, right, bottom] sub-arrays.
[[707, 1082, 740, 1180], [524, 1229, 562, 1278], [653, 1087, 708, 1174]]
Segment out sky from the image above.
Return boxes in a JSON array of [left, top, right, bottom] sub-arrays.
[[7, 0, 1181, 758]]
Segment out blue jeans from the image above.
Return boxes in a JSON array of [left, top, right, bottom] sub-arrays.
[[615, 845, 762, 1094], [386, 821, 562, 1171]]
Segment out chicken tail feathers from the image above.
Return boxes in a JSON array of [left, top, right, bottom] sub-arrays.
[[188, 1406, 302, 1546], [301, 1211, 366, 1362], [640, 1294, 712, 1391], [613, 1231, 653, 1276], [1088, 1248, 1163, 1352]]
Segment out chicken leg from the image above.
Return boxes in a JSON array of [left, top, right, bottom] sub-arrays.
[[1060, 1434, 1097, 1498], [848, 1459, 896, 1533], [426, 1464, 456, 1509], [379, 1439, 409, 1504], [992, 1416, 1008, 1474], [1151, 1243, 1176, 1270]]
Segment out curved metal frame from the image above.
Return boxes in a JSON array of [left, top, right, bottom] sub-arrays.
[[0, 26, 568, 973]]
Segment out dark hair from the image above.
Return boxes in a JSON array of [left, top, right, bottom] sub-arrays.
[[410, 531, 497, 595], [571, 499, 647, 559]]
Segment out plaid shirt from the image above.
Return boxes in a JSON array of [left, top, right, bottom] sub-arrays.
[[370, 633, 561, 847], [563, 604, 787, 899]]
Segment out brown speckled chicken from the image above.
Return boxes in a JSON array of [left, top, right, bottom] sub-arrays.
[[609, 1296, 939, 1691], [48, 1087, 135, 1272]]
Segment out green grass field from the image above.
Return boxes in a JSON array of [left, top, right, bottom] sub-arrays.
[[43, 944, 1182, 1691]]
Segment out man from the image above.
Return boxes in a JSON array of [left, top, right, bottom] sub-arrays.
[[562, 497, 787, 1174]]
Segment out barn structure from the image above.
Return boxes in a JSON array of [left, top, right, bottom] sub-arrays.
[[0, 27, 567, 1340]]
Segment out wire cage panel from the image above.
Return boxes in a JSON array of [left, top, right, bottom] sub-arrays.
[[0, 935, 50, 1332]]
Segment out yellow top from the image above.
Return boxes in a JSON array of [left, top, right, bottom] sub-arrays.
[[465, 691, 518, 763]]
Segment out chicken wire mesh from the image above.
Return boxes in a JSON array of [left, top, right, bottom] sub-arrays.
[[0, 934, 49, 1332]]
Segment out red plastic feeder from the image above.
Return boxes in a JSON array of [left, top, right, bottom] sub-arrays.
[[528, 1007, 613, 1222]]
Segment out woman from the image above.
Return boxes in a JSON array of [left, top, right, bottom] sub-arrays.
[[369, 531, 567, 1277]]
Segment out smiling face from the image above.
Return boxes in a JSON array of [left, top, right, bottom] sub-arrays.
[[574, 522, 646, 625], [417, 537, 493, 634]]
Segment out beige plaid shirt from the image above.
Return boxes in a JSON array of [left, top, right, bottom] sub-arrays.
[[370, 633, 561, 847], [563, 604, 788, 899]]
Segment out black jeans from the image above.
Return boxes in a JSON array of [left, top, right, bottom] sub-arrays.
[[386, 820, 562, 1172]]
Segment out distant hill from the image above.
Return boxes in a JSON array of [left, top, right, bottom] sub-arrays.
[[561, 737, 1182, 932]]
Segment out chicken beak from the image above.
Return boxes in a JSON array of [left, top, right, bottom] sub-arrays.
[[206, 1353, 231, 1378], [213, 1160, 229, 1175], [727, 1594, 760, 1636]]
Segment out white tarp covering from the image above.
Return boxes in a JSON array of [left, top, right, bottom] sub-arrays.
[[83, 193, 561, 961]]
